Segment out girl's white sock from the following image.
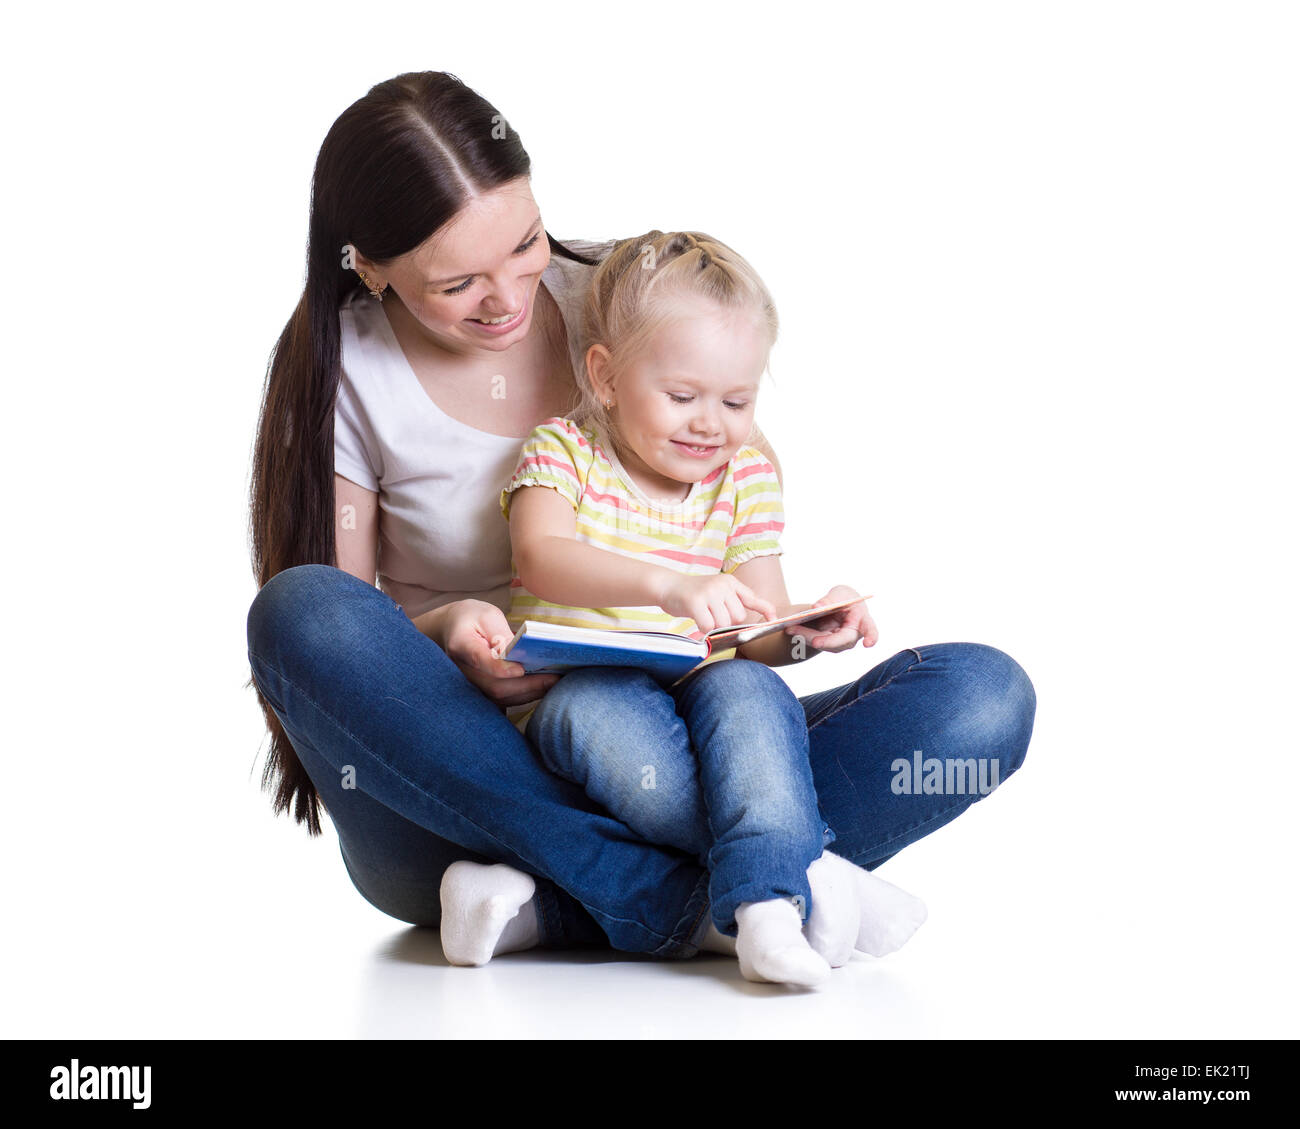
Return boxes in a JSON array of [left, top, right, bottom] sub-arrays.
[[734, 899, 831, 987], [439, 861, 540, 966], [819, 850, 929, 957], [804, 852, 860, 966]]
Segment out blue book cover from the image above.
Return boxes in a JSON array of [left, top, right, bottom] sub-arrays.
[[499, 599, 867, 687], [505, 630, 705, 686]]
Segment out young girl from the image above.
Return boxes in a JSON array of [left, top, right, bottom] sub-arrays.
[[439, 231, 927, 986]]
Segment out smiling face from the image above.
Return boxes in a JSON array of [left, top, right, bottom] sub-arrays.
[[589, 292, 769, 500], [352, 177, 550, 356]]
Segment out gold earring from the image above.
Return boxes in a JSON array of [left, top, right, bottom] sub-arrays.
[[357, 270, 386, 301], [605, 398, 614, 408]]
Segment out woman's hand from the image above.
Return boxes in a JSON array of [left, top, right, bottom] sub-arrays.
[[436, 600, 560, 708], [659, 573, 777, 634], [785, 584, 879, 654]]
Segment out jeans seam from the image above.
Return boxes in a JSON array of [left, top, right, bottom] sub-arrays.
[[248, 648, 687, 947], [843, 794, 981, 866], [663, 871, 713, 958], [807, 646, 927, 733]]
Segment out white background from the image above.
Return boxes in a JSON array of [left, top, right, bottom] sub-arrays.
[[2, 0, 1296, 1038]]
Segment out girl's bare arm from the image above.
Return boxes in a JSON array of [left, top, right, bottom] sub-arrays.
[[509, 486, 774, 627], [508, 486, 677, 608]]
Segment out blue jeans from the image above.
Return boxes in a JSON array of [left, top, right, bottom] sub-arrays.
[[526, 661, 834, 936], [246, 565, 1036, 957]]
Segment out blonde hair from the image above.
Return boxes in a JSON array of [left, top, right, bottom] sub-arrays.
[[573, 230, 778, 449]]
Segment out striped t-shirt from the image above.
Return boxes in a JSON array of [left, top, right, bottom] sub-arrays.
[[499, 417, 784, 727]]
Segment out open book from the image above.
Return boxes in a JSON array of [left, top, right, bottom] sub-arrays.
[[496, 596, 867, 685]]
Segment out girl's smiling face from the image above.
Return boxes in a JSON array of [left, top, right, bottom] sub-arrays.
[[589, 292, 769, 500], [353, 177, 551, 356]]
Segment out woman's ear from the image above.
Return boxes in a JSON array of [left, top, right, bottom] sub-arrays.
[[586, 344, 615, 405], [348, 247, 388, 290]]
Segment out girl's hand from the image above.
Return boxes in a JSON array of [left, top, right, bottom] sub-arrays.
[[785, 584, 879, 654], [438, 600, 560, 708], [659, 573, 777, 634]]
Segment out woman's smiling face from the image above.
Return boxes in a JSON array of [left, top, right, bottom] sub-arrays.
[[357, 177, 551, 355]]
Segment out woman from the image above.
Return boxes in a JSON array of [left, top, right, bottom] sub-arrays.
[[245, 71, 1037, 964]]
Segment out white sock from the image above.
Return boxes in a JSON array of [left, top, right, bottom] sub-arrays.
[[439, 861, 540, 967], [734, 899, 831, 987], [804, 852, 860, 967], [821, 851, 929, 957]]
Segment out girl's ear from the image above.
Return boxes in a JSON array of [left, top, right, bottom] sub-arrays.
[[585, 344, 615, 403]]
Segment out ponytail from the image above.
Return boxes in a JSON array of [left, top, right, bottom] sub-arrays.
[[248, 71, 592, 832]]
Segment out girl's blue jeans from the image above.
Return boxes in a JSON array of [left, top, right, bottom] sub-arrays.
[[246, 564, 1036, 958], [526, 661, 833, 937]]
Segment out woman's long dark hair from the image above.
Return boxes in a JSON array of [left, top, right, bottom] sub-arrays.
[[248, 71, 595, 834]]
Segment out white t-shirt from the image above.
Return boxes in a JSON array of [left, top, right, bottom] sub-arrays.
[[333, 239, 613, 620]]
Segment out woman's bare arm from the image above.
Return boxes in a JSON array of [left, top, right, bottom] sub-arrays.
[[334, 473, 379, 584], [334, 473, 452, 644]]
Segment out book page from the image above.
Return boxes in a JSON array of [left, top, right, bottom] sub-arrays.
[[704, 596, 868, 649]]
